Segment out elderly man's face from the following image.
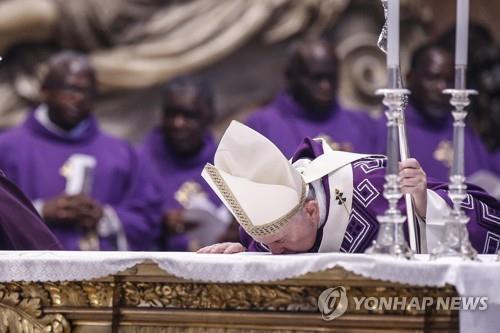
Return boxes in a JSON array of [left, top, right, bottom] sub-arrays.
[[162, 90, 211, 155], [44, 70, 94, 131], [253, 200, 320, 254], [287, 43, 338, 114]]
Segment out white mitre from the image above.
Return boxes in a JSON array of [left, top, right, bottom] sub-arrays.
[[202, 121, 306, 238]]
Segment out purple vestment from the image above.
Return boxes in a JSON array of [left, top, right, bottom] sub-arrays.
[[0, 172, 62, 250], [138, 128, 222, 250], [245, 92, 381, 157], [0, 112, 163, 251], [376, 103, 494, 182], [241, 137, 500, 254], [493, 150, 500, 174]]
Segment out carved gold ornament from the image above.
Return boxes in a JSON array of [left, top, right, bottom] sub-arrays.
[[123, 282, 319, 311], [0, 263, 458, 332], [0, 284, 70, 333]]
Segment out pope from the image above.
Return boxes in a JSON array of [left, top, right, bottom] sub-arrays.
[[198, 122, 500, 255]]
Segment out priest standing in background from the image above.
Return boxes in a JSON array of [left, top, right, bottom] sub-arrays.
[[138, 76, 235, 251], [0, 51, 163, 251], [245, 35, 380, 157], [376, 42, 494, 182]]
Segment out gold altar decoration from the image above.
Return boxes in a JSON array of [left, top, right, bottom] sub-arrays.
[[0, 283, 70, 333], [0, 261, 458, 333]]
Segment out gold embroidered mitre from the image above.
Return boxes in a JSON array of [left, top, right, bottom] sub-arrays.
[[202, 121, 306, 238]]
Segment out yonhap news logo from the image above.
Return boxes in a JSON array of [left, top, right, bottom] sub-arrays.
[[317, 286, 349, 320], [318, 286, 488, 321]]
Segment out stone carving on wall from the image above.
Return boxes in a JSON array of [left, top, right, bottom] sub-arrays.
[[0, 0, 433, 141], [334, 0, 432, 114]]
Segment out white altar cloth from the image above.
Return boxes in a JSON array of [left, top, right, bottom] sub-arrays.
[[1, 252, 499, 332]]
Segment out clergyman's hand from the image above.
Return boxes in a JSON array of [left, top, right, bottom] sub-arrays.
[[399, 158, 427, 219], [70, 194, 104, 229], [42, 194, 103, 229], [197, 242, 246, 254], [42, 194, 79, 223]]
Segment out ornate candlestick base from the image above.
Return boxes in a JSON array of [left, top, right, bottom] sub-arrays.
[[431, 88, 478, 261], [430, 218, 477, 260], [430, 174, 478, 261], [365, 88, 413, 259], [365, 223, 413, 259], [366, 174, 413, 259]]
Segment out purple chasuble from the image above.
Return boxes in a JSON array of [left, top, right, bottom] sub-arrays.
[[138, 128, 222, 251], [240, 137, 500, 254], [376, 103, 493, 182], [245, 92, 380, 157], [493, 150, 500, 174], [0, 111, 163, 251], [0, 171, 62, 250]]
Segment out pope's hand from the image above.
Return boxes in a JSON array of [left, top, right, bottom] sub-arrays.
[[399, 158, 427, 219], [197, 242, 246, 254]]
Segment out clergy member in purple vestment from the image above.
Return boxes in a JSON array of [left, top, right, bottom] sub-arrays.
[[245, 36, 380, 157], [0, 51, 162, 251], [477, 150, 500, 199], [0, 170, 62, 250], [376, 43, 494, 183], [138, 76, 233, 251], [197, 122, 500, 255]]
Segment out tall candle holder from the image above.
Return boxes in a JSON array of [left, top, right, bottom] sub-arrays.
[[430, 82, 478, 260], [365, 77, 413, 259], [376, 0, 420, 253]]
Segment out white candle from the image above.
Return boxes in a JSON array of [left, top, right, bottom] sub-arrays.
[[455, 0, 470, 66], [387, 0, 400, 68]]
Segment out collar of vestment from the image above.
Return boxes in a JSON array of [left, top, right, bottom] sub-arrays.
[[297, 139, 385, 252], [145, 127, 217, 169], [26, 105, 98, 143]]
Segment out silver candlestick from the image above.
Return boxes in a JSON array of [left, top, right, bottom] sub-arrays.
[[431, 85, 478, 260], [365, 84, 413, 259], [376, 0, 420, 253]]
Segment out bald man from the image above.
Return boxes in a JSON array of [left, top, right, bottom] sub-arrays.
[[245, 35, 380, 157], [0, 51, 162, 251]]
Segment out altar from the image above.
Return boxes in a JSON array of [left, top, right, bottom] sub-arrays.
[[0, 252, 499, 333]]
